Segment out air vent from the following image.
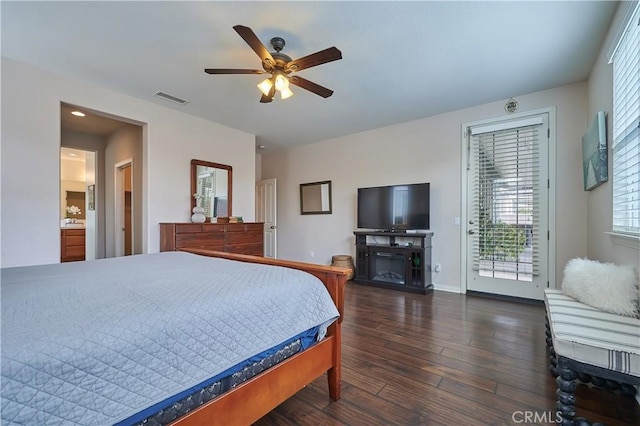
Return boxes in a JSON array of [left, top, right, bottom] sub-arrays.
[[153, 91, 189, 105]]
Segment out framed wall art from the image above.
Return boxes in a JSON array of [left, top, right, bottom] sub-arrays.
[[88, 184, 95, 210], [582, 111, 608, 191]]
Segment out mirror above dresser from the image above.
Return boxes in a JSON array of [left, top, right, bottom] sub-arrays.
[[190, 159, 232, 220]]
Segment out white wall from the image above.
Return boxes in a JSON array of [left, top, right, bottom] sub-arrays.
[[255, 153, 262, 181], [585, 1, 639, 267], [261, 83, 589, 291], [1, 57, 256, 267]]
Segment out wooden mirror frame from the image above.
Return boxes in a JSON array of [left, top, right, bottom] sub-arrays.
[[190, 159, 233, 218], [300, 180, 332, 215]]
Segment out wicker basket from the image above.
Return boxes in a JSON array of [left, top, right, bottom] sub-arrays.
[[331, 255, 354, 280]]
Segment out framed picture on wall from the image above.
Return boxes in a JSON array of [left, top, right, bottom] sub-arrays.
[[88, 185, 95, 211], [582, 111, 608, 191]]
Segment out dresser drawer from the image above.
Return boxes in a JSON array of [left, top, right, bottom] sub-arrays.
[[176, 233, 225, 249], [225, 223, 262, 233], [202, 224, 226, 234], [226, 242, 264, 256], [175, 224, 203, 234], [226, 229, 263, 245]]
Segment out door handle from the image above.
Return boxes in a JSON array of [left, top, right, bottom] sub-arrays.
[[270, 225, 276, 229], [468, 229, 475, 235]]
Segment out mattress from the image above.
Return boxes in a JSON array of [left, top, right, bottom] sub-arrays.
[[126, 328, 314, 426], [1, 252, 340, 425]]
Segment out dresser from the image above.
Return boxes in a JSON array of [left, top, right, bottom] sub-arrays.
[[61, 228, 86, 262], [160, 222, 264, 256]]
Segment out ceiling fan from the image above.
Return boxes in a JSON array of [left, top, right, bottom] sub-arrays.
[[205, 25, 342, 103]]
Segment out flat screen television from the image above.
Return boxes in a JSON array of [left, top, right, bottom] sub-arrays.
[[357, 183, 430, 231]]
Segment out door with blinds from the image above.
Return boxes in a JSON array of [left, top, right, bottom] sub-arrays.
[[466, 113, 549, 300]]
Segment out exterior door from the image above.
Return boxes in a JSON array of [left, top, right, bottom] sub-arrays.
[[256, 178, 277, 258], [465, 112, 550, 300]]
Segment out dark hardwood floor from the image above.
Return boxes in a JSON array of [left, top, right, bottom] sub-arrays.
[[256, 283, 639, 425]]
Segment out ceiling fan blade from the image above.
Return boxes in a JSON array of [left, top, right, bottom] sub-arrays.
[[289, 76, 334, 98], [204, 68, 265, 75], [286, 47, 342, 72], [233, 25, 275, 67], [259, 86, 276, 103]]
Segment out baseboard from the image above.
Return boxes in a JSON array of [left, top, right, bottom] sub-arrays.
[[433, 284, 461, 294], [466, 290, 544, 305]]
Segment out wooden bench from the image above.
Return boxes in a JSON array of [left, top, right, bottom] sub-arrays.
[[544, 289, 640, 425]]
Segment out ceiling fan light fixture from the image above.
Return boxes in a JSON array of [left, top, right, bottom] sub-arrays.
[[206, 26, 342, 103], [280, 87, 294, 100], [274, 73, 289, 91], [257, 78, 273, 96]]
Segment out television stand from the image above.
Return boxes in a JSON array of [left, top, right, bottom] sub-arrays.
[[353, 230, 433, 294]]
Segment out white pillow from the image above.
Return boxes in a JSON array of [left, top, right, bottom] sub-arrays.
[[561, 258, 639, 317]]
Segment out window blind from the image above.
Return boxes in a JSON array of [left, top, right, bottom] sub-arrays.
[[471, 125, 540, 281], [612, 4, 640, 235]]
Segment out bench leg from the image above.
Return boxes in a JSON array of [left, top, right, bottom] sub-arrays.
[[556, 362, 577, 426], [546, 315, 558, 377], [556, 357, 612, 426]]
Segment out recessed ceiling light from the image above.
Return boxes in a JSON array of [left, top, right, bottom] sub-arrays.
[[68, 153, 78, 157], [71, 111, 85, 117]]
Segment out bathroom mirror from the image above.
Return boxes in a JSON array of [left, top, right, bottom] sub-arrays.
[[191, 159, 232, 219], [300, 180, 332, 215]]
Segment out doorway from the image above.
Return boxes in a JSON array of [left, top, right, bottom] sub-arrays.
[[462, 109, 555, 300], [60, 147, 97, 262], [60, 102, 144, 260]]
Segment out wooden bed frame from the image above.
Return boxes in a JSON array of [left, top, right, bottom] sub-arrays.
[[172, 248, 350, 426]]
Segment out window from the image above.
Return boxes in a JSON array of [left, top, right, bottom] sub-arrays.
[[611, 4, 640, 235]]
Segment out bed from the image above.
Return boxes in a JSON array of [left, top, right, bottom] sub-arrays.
[[1, 249, 349, 425]]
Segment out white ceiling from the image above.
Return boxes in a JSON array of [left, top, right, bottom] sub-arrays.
[[2, 1, 618, 151]]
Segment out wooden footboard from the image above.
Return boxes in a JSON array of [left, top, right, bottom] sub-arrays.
[[173, 249, 350, 425]]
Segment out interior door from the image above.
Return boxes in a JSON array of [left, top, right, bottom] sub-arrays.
[[256, 178, 277, 258], [124, 190, 132, 256], [465, 113, 550, 300], [114, 160, 133, 257]]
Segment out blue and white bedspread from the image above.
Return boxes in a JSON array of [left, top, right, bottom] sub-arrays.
[[1, 251, 339, 425]]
